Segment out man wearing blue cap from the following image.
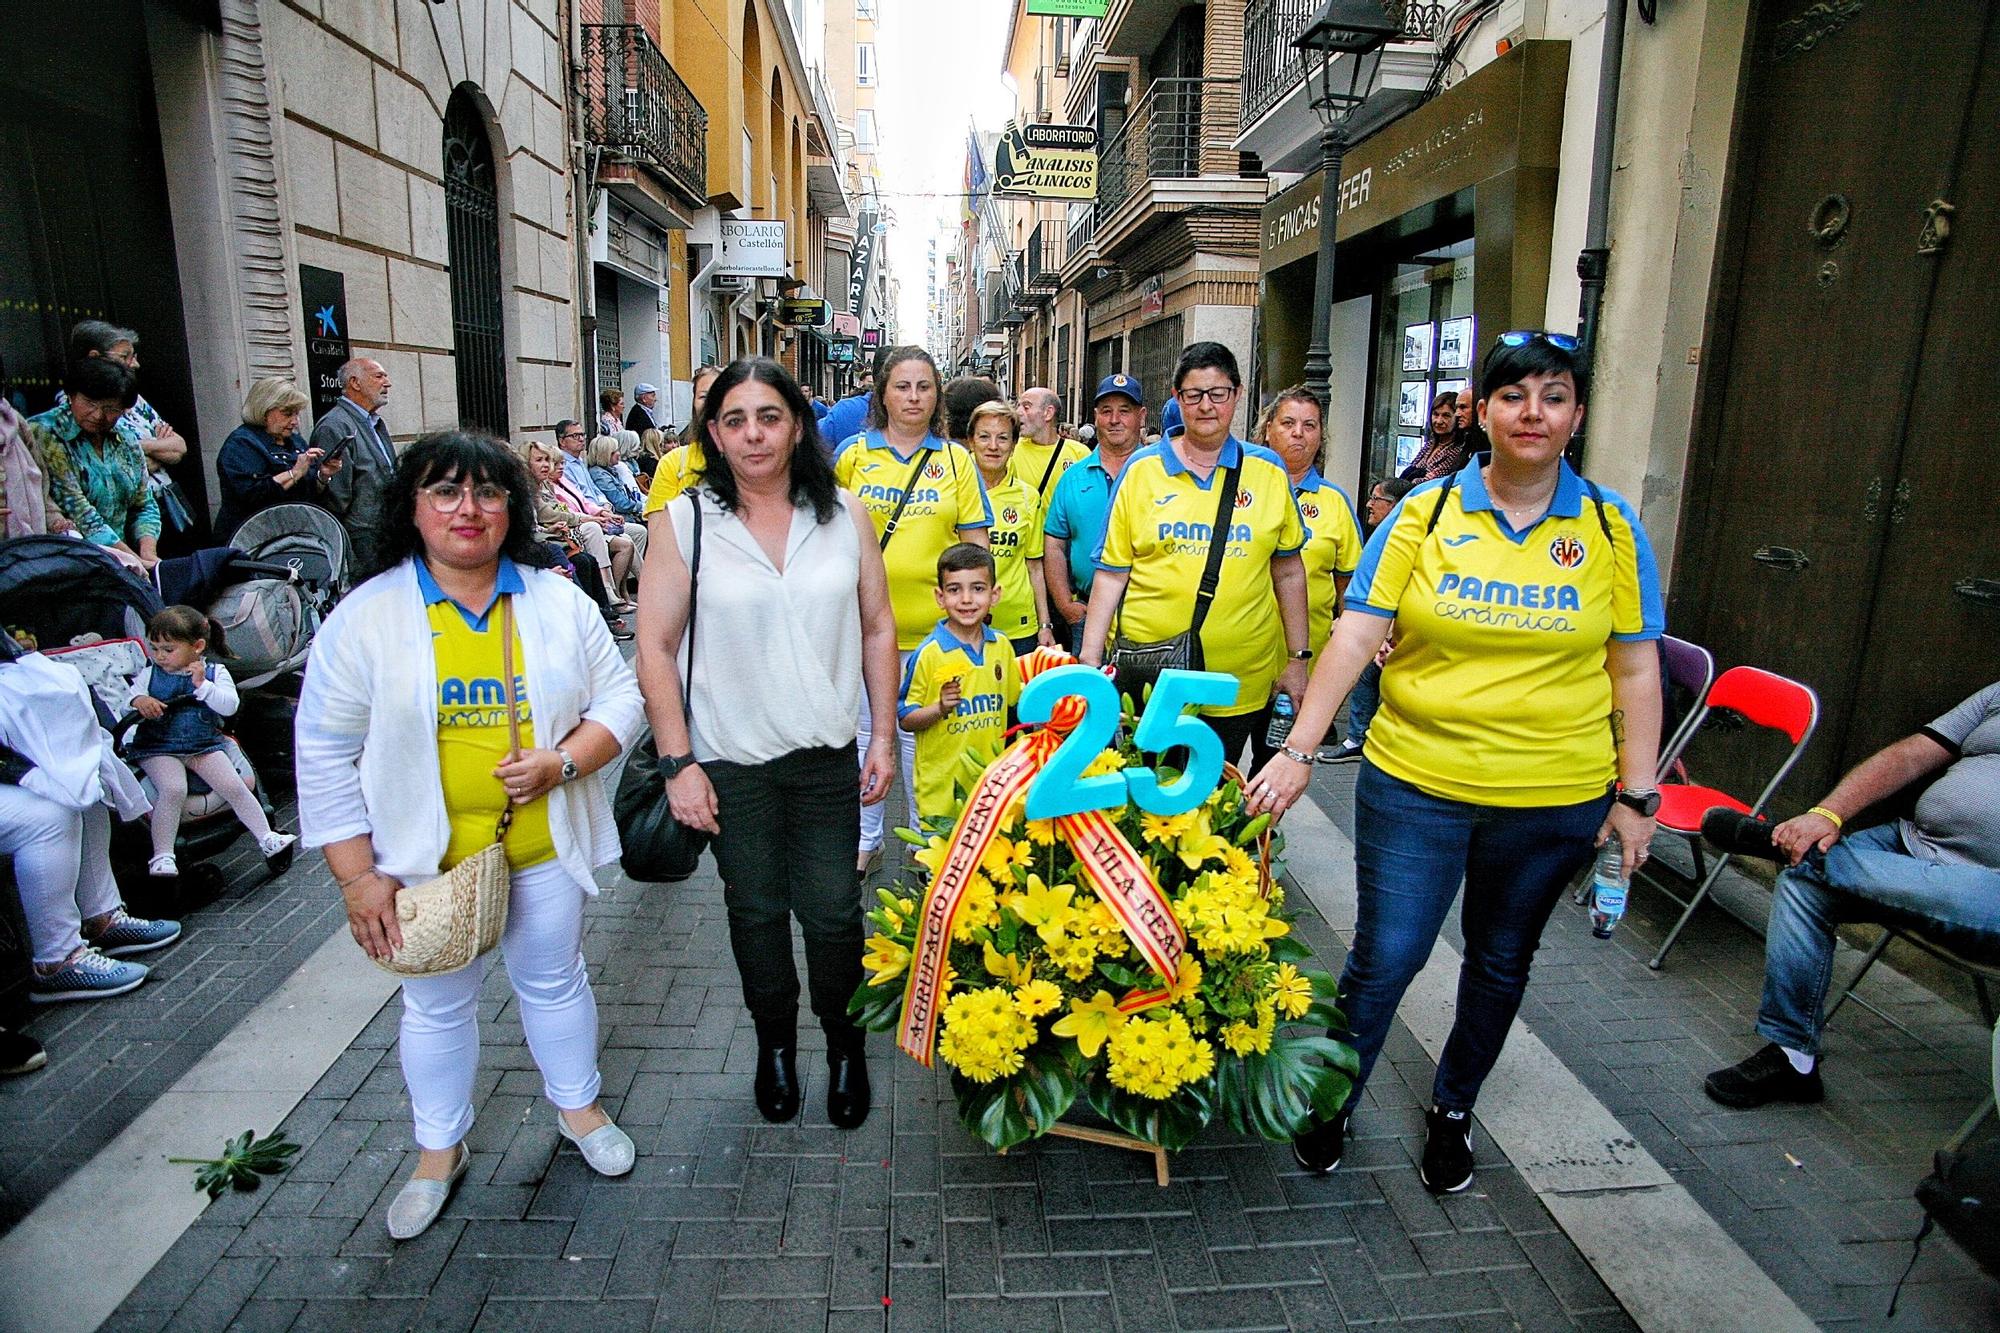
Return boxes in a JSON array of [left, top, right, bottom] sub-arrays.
[[624, 383, 663, 434], [1044, 373, 1147, 653]]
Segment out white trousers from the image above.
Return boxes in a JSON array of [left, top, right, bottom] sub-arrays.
[[397, 860, 601, 1150], [857, 649, 919, 853], [0, 788, 122, 965]]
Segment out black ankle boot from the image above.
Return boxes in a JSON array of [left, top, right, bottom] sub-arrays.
[[826, 1042, 871, 1129], [754, 1044, 800, 1123]]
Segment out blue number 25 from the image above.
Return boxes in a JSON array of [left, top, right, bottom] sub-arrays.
[[1019, 666, 1239, 820]]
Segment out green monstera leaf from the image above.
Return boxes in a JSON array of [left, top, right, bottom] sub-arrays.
[[954, 1043, 1081, 1151], [1212, 1033, 1361, 1141], [1083, 1071, 1214, 1152]]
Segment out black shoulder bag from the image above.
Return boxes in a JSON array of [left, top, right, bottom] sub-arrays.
[[616, 495, 712, 883], [877, 448, 937, 551], [1110, 460, 1241, 703]]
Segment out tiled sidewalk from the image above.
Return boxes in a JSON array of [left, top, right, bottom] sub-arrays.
[[99, 840, 1636, 1331]]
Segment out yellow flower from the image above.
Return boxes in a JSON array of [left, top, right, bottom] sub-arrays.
[[1222, 1000, 1279, 1056], [982, 939, 1034, 988], [1052, 989, 1127, 1058], [913, 836, 951, 877], [863, 934, 911, 987], [1221, 845, 1259, 884], [938, 987, 1036, 1082], [1014, 875, 1077, 946], [1107, 1010, 1211, 1099], [1140, 810, 1197, 846], [1014, 978, 1063, 1020], [980, 835, 1020, 881], [1165, 954, 1204, 1003], [1174, 809, 1234, 871], [952, 875, 1000, 943], [1271, 964, 1313, 1019], [1081, 750, 1127, 777], [874, 888, 921, 936], [1024, 817, 1060, 846], [1008, 837, 1037, 870]]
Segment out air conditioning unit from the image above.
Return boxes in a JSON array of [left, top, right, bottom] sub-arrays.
[[711, 274, 750, 294]]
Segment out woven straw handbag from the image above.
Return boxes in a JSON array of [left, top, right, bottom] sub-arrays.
[[372, 597, 524, 978]]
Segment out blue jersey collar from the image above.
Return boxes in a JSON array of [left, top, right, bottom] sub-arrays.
[[1291, 465, 1324, 494], [926, 620, 998, 662], [1158, 435, 1245, 481], [864, 428, 944, 462], [417, 554, 525, 629], [1454, 453, 1584, 519]]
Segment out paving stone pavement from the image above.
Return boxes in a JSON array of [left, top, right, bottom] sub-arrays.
[[0, 797, 343, 1234], [98, 827, 1645, 1331]]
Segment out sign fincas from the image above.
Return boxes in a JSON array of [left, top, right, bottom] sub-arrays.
[[992, 120, 1098, 201]]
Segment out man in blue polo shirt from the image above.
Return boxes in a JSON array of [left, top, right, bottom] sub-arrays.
[[1044, 373, 1145, 653]]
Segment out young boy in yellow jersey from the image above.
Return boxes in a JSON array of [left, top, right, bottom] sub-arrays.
[[898, 544, 1022, 829]]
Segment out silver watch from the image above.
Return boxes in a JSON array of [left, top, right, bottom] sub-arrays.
[[556, 747, 579, 782]]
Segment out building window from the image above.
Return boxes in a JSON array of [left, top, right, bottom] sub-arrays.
[[856, 109, 878, 153], [857, 0, 876, 17], [443, 86, 509, 437], [856, 43, 876, 87]]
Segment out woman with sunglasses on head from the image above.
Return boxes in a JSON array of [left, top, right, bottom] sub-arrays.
[[297, 432, 645, 1240], [1080, 341, 1313, 771], [1244, 331, 1665, 1195]]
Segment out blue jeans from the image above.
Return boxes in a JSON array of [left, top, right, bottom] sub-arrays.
[[1345, 660, 1382, 743], [1757, 822, 2000, 1055], [1339, 760, 1611, 1112]]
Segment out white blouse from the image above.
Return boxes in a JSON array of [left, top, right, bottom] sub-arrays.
[[668, 487, 863, 766]]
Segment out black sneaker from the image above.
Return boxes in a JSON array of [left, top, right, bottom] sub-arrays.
[[1292, 1106, 1351, 1173], [1703, 1043, 1824, 1109], [1318, 737, 1365, 764], [1419, 1105, 1475, 1194], [0, 1027, 46, 1076]]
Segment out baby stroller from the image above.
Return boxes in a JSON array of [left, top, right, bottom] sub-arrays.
[[0, 535, 162, 651]]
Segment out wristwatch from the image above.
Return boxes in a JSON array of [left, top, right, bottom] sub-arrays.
[[556, 747, 580, 782], [1614, 787, 1661, 817], [659, 751, 698, 779]]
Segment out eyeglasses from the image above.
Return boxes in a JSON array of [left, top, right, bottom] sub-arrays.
[[1175, 386, 1237, 406], [1498, 330, 1580, 352], [420, 481, 512, 513]]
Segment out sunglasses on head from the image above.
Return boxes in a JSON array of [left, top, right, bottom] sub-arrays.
[[1498, 330, 1580, 352]]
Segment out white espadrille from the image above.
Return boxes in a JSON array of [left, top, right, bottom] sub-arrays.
[[385, 1147, 468, 1240], [557, 1116, 635, 1177]]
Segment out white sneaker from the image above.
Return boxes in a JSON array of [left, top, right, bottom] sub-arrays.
[[257, 831, 297, 858], [148, 854, 179, 877]]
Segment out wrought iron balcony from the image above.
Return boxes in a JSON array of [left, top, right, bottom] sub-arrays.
[[1066, 206, 1097, 258], [581, 24, 709, 207], [1097, 77, 1241, 221], [1239, 0, 1444, 131], [1026, 219, 1067, 294]]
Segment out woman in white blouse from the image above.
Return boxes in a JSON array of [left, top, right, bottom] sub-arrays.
[[635, 358, 899, 1131]]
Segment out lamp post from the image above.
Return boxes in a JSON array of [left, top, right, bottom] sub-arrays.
[[1294, 1, 1401, 410]]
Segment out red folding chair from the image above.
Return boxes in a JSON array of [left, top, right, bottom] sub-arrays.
[[1644, 665, 1819, 970]]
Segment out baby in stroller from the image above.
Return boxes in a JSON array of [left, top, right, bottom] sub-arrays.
[[130, 606, 296, 878]]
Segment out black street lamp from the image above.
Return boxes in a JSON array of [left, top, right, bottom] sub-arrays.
[[1294, 0, 1401, 410]]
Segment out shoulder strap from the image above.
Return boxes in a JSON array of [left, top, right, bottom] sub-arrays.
[[1188, 461, 1243, 638], [1583, 479, 1616, 547], [1422, 471, 1459, 536], [1034, 442, 1064, 499], [493, 596, 520, 841], [877, 447, 936, 551], [683, 494, 703, 707]]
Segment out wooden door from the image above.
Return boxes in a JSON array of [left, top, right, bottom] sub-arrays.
[[1840, 11, 2000, 767], [1672, 0, 1992, 800]]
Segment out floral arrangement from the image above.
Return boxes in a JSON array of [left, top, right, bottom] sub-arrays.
[[849, 701, 1359, 1153]]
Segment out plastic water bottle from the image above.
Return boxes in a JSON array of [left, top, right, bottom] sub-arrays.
[[1589, 833, 1627, 939], [1266, 693, 1297, 750]]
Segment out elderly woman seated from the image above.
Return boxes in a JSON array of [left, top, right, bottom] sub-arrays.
[[214, 377, 343, 539]]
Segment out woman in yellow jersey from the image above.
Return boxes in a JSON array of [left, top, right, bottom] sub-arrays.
[[964, 400, 1057, 657], [641, 364, 723, 515], [297, 433, 646, 1239], [1259, 385, 1363, 665], [1081, 341, 1314, 768], [832, 346, 991, 872], [1245, 333, 1665, 1194]]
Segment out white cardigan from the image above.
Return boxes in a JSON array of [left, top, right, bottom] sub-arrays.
[[295, 558, 645, 891]]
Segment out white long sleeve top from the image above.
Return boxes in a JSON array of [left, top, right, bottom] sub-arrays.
[[295, 558, 645, 891], [128, 662, 241, 716]]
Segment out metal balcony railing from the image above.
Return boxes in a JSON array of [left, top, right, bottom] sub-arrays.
[[581, 24, 710, 205], [1026, 219, 1067, 291], [1238, 0, 1444, 131], [1067, 206, 1097, 257], [1097, 77, 1241, 221]]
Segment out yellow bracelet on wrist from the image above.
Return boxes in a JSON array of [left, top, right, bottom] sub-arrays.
[[1807, 805, 1844, 831]]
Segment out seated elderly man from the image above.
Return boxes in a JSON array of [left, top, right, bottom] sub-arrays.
[[1703, 681, 2000, 1108]]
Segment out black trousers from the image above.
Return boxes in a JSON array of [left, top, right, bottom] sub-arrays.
[[704, 744, 864, 1048], [1205, 702, 1279, 779]]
